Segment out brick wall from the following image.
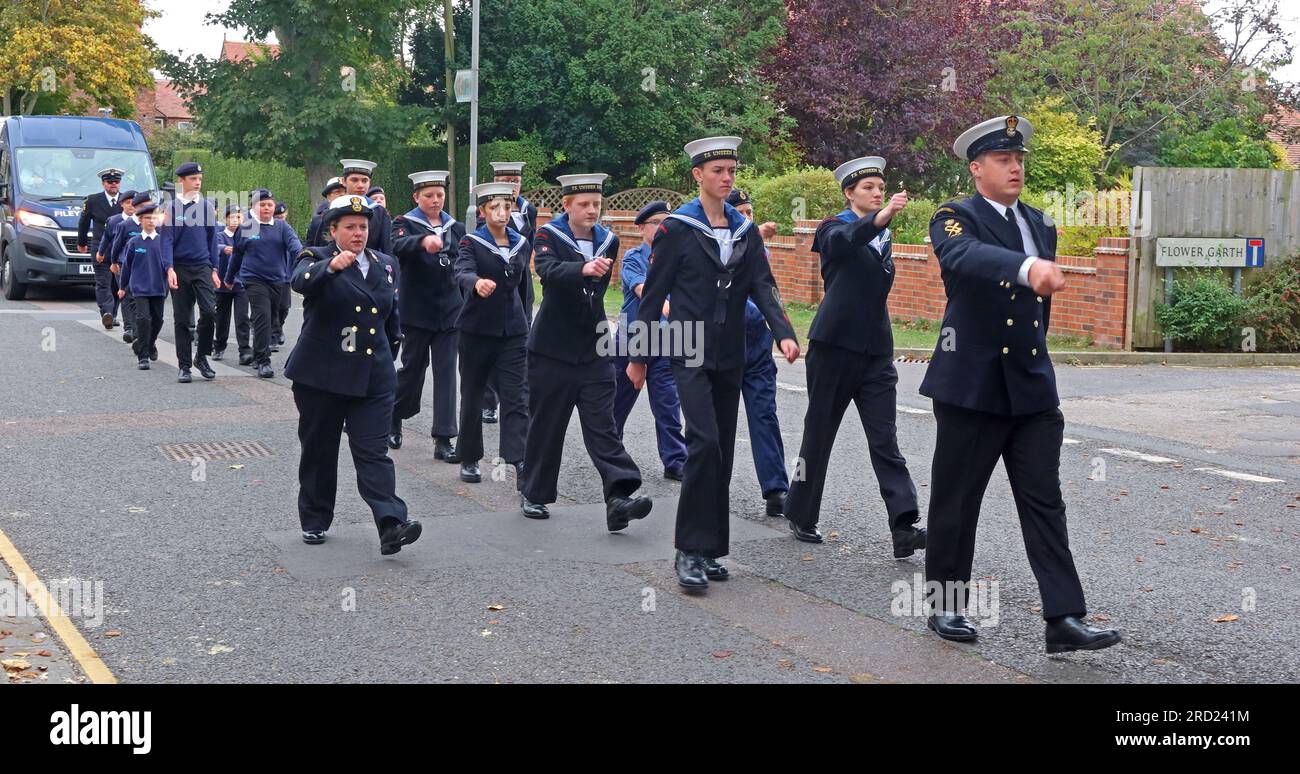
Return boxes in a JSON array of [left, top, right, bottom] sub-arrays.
[[536, 208, 1130, 349]]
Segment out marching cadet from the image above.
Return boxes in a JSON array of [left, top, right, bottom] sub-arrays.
[[162, 161, 221, 384], [611, 200, 687, 480], [223, 189, 304, 378], [271, 202, 297, 351], [626, 136, 799, 592], [388, 170, 466, 461], [454, 182, 531, 485], [214, 204, 252, 365], [479, 161, 536, 423], [921, 115, 1120, 653], [306, 177, 346, 246], [519, 174, 653, 530], [726, 188, 791, 518], [783, 157, 924, 558], [100, 188, 137, 343], [108, 192, 156, 359], [310, 159, 393, 254], [78, 168, 125, 330], [284, 194, 421, 555], [116, 201, 172, 370], [366, 186, 387, 210], [274, 202, 288, 221]]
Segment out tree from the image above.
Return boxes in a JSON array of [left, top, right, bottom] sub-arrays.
[[991, 0, 1296, 177], [766, 0, 1023, 197], [1158, 117, 1287, 168], [1022, 97, 1108, 194], [0, 0, 156, 116], [164, 0, 431, 195]]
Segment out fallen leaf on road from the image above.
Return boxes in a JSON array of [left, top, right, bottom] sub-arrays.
[[487, 604, 505, 611], [1152, 658, 1168, 665], [1190, 528, 1201, 534], [105, 631, 122, 637], [1213, 614, 1240, 623], [480, 630, 492, 637], [1090, 614, 1111, 622], [1140, 586, 1154, 593], [487, 620, 499, 626], [1160, 485, 1171, 490], [1154, 539, 1167, 545], [13, 651, 28, 657], [712, 651, 732, 659], [126, 507, 147, 513], [1119, 490, 1129, 496], [1030, 606, 1042, 613], [800, 554, 814, 561], [1281, 566, 1292, 571], [1, 659, 31, 672], [812, 666, 833, 673], [208, 644, 234, 655], [849, 673, 875, 683], [777, 659, 794, 670], [829, 531, 840, 539], [229, 464, 245, 470]]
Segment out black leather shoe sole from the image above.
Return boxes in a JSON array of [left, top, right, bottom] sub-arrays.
[[137, 361, 150, 370], [434, 448, 460, 463], [177, 372, 192, 383], [677, 576, 708, 592], [380, 521, 422, 555], [1046, 632, 1122, 654], [789, 522, 824, 544], [704, 563, 730, 581], [927, 617, 979, 642], [302, 531, 326, 545], [521, 503, 550, 520], [481, 412, 498, 424]]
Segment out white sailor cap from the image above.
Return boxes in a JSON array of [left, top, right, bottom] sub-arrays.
[[408, 170, 451, 190], [339, 158, 378, 176], [953, 115, 1034, 161], [97, 167, 125, 181], [833, 156, 887, 189], [473, 182, 516, 204], [490, 162, 526, 176], [684, 136, 742, 167], [321, 177, 345, 197], [322, 194, 377, 225], [556, 173, 608, 195]]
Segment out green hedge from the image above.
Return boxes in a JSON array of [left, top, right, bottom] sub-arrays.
[[168, 149, 314, 235], [737, 167, 842, 235]]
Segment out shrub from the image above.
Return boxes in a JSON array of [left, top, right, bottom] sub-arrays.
[[1155, 270, 1251, 351], [738, 166, 841, 235], [1242, 253, 1300, 352]]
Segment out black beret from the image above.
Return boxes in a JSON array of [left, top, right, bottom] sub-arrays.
[[174, 161, 202, 177], [634, 200, 670, 225]]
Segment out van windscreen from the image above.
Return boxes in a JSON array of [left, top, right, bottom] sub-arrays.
[[14, 148, 155, 199]]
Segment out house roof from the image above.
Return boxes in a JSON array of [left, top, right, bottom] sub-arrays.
[[1268, 107, 1300, 169], [219, 40, 281, 63]]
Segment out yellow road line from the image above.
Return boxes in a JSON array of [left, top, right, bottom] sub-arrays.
[[0, 527, 116, 684]]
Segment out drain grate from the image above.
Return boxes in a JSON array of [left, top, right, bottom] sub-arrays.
[[158, 441, 273, 462]]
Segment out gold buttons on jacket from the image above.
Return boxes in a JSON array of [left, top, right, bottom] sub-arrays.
[[371, 307, 378, 314], [1032, 348, 1038, 356], [1002, 347, 1009, 354], [1037, 296, 1043, 303], [1034, 320, 1040, 328], [355, 305, 361, 312], [1011, 293, 1016, 300], [366, 348, 373, 355], [1006, 319, 1013, 326], [369, 328, 376, 334], [304, 272, 311, 279]]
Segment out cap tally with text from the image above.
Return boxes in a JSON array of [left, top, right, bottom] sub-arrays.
[[490, 162, 526, 177], [953, 115, 1034, 161], [474, 182, 516, 205], [339, 158, 378, 177], [323, 194, 376, 225], [834, 156, 887, 189], [684, 136, 742, 167], [556, 173, 608, 196], [98, 168, 124, 182], [408, 170, 450, 190]]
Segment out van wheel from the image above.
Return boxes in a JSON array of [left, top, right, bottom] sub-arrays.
[[3, 245, 29, 300]]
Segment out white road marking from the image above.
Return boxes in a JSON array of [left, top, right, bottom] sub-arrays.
[[1099, 448, 1178, 464], [1063, 438, 1081, 445], [1193, 467, 1284, 484], [898, 406, 931, 415], [776, 382, 807, 393], [75, 318, 252, 378]]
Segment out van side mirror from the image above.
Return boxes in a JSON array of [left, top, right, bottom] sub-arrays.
[[0, 183, 9, 204]]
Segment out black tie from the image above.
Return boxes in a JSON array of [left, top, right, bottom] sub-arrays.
[[1005, 205, 1025, 252]]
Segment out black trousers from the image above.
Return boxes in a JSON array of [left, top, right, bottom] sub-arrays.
[[93, 261, 120, 320], [925, 400, 1087, 619], [244, 279, 278, 366], [394, 326, 459, 439], [119, 291, 135, 334], [457, 331, 528, 465], [292, 382, 409, 533], [273, 282, 291, 340], [170, 262, 217, 367], [130, 296, 165, 360], [786, 342, 919, 529], [215, 290, 251, 357], [672, 362, 743, 558], [522, 353, 642, 504]]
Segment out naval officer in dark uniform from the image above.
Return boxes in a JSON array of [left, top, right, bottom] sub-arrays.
[[285, 194, 421, 555], [627, 136, 799, 592], [388, 170, 466, 461], [921, 116, 1120, 653], [783, 157, 924, 557], [519, 173, 652, 531], [78, 168, 125, 330]]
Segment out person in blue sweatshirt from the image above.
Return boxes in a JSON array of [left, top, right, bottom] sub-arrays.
[[109, 192, 156, 359], [100, 189, 137, 344], [223, 189, 304, 378], [272, 202, 293, 349], [214, 204, 252, 365], [118, 203, 174, 370], [162, 161, 220, 383]]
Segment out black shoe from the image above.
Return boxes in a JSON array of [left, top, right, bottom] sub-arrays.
[[927, 613, 979, 642], [101, 312, 114, 330], [513, 460, 525, 479], [177, 368, 192, 383], [703, 557, 730, 581], [256, 363, 274, 378], [663, 467, 683, 481], [765, 490, 788, 518], [123, 332, 135, 344], [892, 525, 927, 559], [270, 343, 280, 353], [212, 350, 224, 361], [195, 356, 216, 380], [379, 519, 422, 555], [606, 495, 653, 532], [434, 437, 459, 463], [675, 550, 708, 591], [521, 496, 550, 520], [301, 530, 326, 545], [277, 333, 286, 346], [137, 358, 150, 370], [149, 348, 159, 361], [1045, 616, 1122, 654], [481, 408, 498, 424], [387, 419, 402, 450], [788, 520, 823, 544], [460, 463, 481, 483], [238, 353, 254, 366]]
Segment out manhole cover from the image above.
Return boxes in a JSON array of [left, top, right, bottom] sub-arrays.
[[158, 441, 273, 462]]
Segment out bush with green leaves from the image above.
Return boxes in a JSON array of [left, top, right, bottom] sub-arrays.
[[1242, 253, 1300, 352], [1155, 270, 1251, 351], [738, 167, 841, 235], [889, 198, 937, 244], [169, 149, 313, 235], [1158, 118, 1288, 170]]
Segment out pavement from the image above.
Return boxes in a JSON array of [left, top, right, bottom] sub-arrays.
[[0, 285, 1296, 684]]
